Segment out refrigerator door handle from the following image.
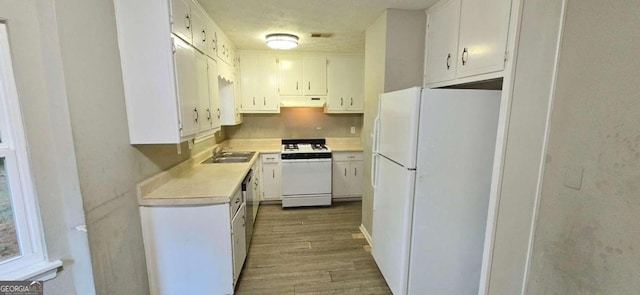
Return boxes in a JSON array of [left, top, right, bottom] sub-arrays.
[[371, 153, 378, 191], [372, 115, 381, 153]]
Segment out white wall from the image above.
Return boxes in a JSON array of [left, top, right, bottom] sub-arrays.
[[361, 9, 425, 234], [483, 0, 566, 293], [526, 0, 640, 293], [362, 11, 387, 234], [0, 1, 95, 293], [51, 0, 219, 293]]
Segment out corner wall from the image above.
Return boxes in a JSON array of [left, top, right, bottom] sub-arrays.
[[361, 9, 425, 234]]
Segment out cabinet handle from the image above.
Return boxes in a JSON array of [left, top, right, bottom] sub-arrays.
[[193, 108, 199, 122], [308, 81, 311, 90], [340, 97, 343, 106], [263, 97, 266, 106], [446, 53, 451, 70], [206, 108, 211, 120], [354, 168, 357, 176], [462, 48, 468, 66], [296, 82, 299, 90], [217, 108, 221, 119], [253, 97, 256, 105], [272, 170, 275, 178], [184, 14, 191, 30], [202, 30, 206, 42], [344, 168, 347, 176], [235, 198, 240, 204], [350, 97, 353, 106]]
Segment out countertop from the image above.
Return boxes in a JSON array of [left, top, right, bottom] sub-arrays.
[[137, 137, 363, 207]]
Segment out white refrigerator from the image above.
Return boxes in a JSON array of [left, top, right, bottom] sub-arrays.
[[371, 87, 501, 295]]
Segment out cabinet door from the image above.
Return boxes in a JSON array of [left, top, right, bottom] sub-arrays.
[[326, 56, 349, 111], [205, 20, 217, 58], [303, 56, 327, 96], [457, 0, 512, 78], [195, 51, 211, 133], [231, 205, 246, 285], [173, 37, 199, 137], [350, 161, 364, 196], [424, 0, 461, 84], [327, 55, 364, 113], [206, 57, 221, 131], [258, 54, 280, 111], [252, 161, 261, 221], [345, 56, 364, 112], [239, 53, 260, 111], [170, 0, 191, 43], [190, 7, 208, 54], [279, 56, 303, 96], [332, 161, 351, 197], [261, 162, 281, 200]]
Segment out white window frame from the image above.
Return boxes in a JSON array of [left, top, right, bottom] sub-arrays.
[[0, 23, 61, 280]]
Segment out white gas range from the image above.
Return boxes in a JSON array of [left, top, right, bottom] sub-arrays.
[[280, 139, 332, 208]]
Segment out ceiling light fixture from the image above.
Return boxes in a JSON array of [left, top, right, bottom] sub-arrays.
[[265, 33, 299, 50]]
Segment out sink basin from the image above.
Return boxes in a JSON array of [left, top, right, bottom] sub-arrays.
[[201, 152, 255, 164], [221, 151, 255, 157]]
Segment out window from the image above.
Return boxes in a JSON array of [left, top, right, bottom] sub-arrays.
[[0, 23, 59, 280]]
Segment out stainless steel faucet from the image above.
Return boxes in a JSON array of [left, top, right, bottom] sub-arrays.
[[213, 145, 232, 157]]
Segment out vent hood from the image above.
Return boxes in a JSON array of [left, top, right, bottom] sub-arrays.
[[280, 96, 326, 108]]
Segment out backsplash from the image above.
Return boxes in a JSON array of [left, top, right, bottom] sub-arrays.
[[224, 108, 363, 139]]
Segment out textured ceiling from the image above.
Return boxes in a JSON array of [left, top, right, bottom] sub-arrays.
[[197, 0, 439, 53]]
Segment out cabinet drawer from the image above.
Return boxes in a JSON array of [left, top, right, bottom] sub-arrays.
[[333, 152, 363, 162], [261, 153, 280, 163]]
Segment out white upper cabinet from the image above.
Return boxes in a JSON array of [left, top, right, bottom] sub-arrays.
[[195, 51, 211, 133], [239, 52, 279, 113], [424, 0, 461, 84], [424, 0, 512, 86], [173, 37, 199, 138], [457, 0, 512, 78], [113, 0, 236, 143], [189, 6, 209, 55], [206, 57, 221, 132], [279, 55, 327, 96], [170, 0, 192, 43], [326, 55, 364, 113], [279, 56, 303, 96], [302, 56, 327, 96]]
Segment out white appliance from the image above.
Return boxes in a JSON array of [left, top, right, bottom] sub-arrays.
[[281, 139, 332, 207], [371, 87, 501, 294]]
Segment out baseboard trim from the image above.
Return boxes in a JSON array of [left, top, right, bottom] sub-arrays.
[[359, 224, 373, 247], [333, 197, 362, 202]]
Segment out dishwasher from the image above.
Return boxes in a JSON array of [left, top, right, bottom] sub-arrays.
[[242, 169, 254, 251]]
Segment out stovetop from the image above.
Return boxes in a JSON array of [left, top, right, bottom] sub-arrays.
[[281, 139, 331, 154]]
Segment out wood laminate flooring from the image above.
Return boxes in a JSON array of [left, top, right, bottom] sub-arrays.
[[235, 201, 391, 295]]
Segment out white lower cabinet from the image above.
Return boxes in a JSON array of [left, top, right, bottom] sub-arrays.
[[260, 153, 282, 201], [140, 189, 246, 294], [332, 152, 363, 199], [231, 203, 246, 285]]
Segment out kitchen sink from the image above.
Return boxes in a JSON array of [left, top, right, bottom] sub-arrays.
[[201, 152, 256, 164], [220, 151, 255, 157]]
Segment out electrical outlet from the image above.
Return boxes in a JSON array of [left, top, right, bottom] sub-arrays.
[[350, 126, 356, 134]]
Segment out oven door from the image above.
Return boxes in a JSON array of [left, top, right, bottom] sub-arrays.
[[281, 158, 332, 196]]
